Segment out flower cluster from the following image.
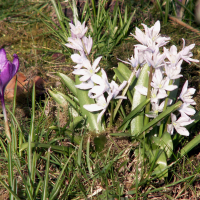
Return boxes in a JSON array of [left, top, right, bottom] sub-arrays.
[[65, 21, 127, 123], [123, 20, 198, 136]]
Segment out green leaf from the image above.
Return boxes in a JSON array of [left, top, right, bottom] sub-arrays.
[[0, 179, 21, 200], [48, 89, 80, 112], [118, 98, 150, 131], [135, 101, 182, 136], [75, 76, 103, 132], [152, 132, 173, 158], [131, 63, 150, 135], [151, 150, 168, 177], [180, 133, 200, 157], [20, 142, 72, 153], [42, 148, 50, 200], [49, 152, 75, 200], [57, 73, 77, 97], [94, 135, 107, 152]]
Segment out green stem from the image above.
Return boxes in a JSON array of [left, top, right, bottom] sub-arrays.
[[1, 96, 11, 143], [159, 79, 173, 137], [109, 100, 114, 127], [113, 68, 137, 120], [144, 66, 153, 126]]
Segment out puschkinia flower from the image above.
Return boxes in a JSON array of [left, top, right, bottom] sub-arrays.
[[145, 48, 166, 68], [180, 38, 199, 64], [165, 60, 183, 80], [69, 21, 88, 39], [135, 86, 167, 103], [118, 48, 142, 68], [178, 103, 196, 116], [132, 20, 170, 52], [145, 101, 165, 118], [73, 56, 102, 82], [84, 95, 112, 123], [109, 80, 127, 99], [164, 45, 181, 66], [167, 113, 194, 136], [65, 36, 93, 55], [71, 53, 87, 69], [88, 69, 110, 99], [84, 78, 127, 122], [179, 80, 196, 105], [151, 68, 178, 93]]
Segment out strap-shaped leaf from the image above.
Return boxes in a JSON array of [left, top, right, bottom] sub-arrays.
[[131, 63, 150, 135], [48, 89, 80, 112], [118, 98, 150, 131], [75, 76, 103, 132], [57, 73, 77, 97], [152, 132, 173, 158], [180, 133, 200, 157], [151, 150, 168, 177], [136, 101, 182, 136]]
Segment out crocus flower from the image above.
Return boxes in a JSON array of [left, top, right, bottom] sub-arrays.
[[0, 48, 19, 142]]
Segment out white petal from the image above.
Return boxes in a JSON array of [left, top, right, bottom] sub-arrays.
[[83, 104, 104, 112], [134, 85, 148, 96], [175, 126, 189, 136]]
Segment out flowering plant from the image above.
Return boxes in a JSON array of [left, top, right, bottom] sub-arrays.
[[0, 48, 19, 143], [49, 19, 200, 176]]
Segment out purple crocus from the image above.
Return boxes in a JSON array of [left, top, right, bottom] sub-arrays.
[[0, 48, 19, 143]]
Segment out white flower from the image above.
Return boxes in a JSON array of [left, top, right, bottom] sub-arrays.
[[178, 103, 196, 116], [65, 36, 93, 55], [65, 37, 84, 52], [135, 86, 168, 103], [118, 48, 142, 68], [165, 60, 183, 80], [75, 79, 94, 90], [84, 94, 112, 123], [180, 38, 199, 63], [69, 21, 88, 39], [167, 113, 194, 136], [132, 20, 170, 52], [179, 80, 196, 105], [73, 56, 102, 82], [151, 68, 178, 92], [145, 101, 165, 118], [71, 53, 87, 69], [145, 47, 166, 68], [109, 80, 127, 99], [164, 45, 181, 66], [88, 69, 110, 98], [82, 36, 93, 55]]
